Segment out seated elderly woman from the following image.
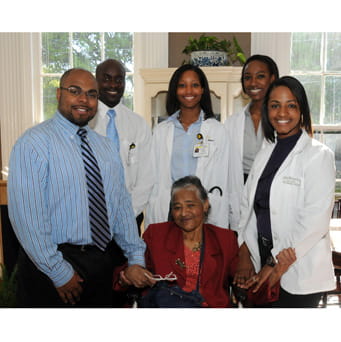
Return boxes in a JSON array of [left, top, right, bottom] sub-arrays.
[[137, 175, 239, 308]]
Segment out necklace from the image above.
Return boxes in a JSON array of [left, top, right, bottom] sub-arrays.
[[192, 242, 202, 252]]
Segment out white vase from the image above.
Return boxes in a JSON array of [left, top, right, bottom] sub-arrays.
[[190, 51, 228, 66]]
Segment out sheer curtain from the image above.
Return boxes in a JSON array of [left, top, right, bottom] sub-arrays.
[[133, 32, 168, 117], [0, 32, 40, 176], [251, 32, 292, 76]]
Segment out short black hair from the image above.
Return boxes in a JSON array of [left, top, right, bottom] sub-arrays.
[[95, 59, 126, 79], [166, 64, 215, 119], [262, 76, 313, 142], [241, 54, 279, 93], [59, 68, 94, 87]]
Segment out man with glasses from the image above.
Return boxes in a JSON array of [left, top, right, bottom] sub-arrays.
[[8, 68, 155, 307]]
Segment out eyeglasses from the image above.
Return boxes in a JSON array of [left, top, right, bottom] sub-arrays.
[[144, 272, 177, 282], [60, 86, 99, 99]]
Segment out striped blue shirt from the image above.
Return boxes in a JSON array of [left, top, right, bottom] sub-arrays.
[[8, 111, 145, 287], [170, 110, 203, 182]]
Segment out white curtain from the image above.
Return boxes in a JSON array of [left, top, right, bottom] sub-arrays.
[[251, 32, 292, 76], [0, 32, 40, 176], [133, 32, 168, 117]]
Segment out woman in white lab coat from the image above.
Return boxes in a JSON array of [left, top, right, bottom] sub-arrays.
[[145, 64, 229, 229], [225, 55, 279, 232], [234, 76, 335, 307]]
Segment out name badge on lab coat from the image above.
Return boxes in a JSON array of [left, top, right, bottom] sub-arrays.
[[193, 143, 209, 157], [282, 176, 301, 186]]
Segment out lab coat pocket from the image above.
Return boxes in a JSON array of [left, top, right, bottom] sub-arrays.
[[274, 174, 303, 210], [198, 140, 218, 169], [207, 191, 227, 228], [125, 149, 139, 190], [127, 144, 137, 166]]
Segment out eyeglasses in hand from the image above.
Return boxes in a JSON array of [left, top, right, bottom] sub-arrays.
[[144, 272, 177, 282]]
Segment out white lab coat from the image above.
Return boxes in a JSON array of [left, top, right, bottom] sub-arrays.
[[89, 101, 153, 217], [224, 105, 249, 231], [145, 116, 230, 229], [239, 130, 336, 294]]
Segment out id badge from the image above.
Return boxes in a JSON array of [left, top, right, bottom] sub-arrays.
[[193, 143, 209, 157]]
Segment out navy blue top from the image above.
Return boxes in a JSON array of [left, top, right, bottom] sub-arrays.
[[254, 130, 302, 266]]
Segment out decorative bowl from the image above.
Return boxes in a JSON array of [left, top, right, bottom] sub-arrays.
[[190, 51, 228, 67]]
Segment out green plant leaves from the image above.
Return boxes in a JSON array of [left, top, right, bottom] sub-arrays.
[[182, 34, 246, 65], [0, 264, 17, 307]]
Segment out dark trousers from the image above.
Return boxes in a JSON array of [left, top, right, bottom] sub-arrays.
[[271, 287, 323, 308], [16, 241, 120, 308], [136, 212, 144, 236], [111, 213, 144, 308]]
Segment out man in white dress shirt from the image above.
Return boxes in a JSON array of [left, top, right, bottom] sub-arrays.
[[89, 59, 153, 235], [89, 59, 153, 306]]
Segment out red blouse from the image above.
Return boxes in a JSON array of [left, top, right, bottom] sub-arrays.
[[182, 245, 200, 292]]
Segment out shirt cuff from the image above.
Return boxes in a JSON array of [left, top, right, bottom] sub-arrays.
[[127, 252, 146, 268], [49, 260, 75, 288]]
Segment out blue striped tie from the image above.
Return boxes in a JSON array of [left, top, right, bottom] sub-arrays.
[[77, 128, 111, 251], [106, 109, 120, 150]]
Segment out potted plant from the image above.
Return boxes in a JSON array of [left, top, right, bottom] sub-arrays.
[[0, 263, 17, 307], [182, 34, 246, 66]]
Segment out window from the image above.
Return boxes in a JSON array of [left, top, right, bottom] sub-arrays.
[[290, 32, 341, 194], [41, 32, 133, 120]]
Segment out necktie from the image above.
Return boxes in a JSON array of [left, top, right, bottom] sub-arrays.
[[106, 109, 120, 150], [77, 128, 111, 251]]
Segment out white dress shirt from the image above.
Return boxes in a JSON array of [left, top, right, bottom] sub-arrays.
[[89, 101, 153, 217]]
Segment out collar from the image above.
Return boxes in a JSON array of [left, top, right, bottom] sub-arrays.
[[276, 129, 302, 146], [168, 109, 205, 124], [244, 103, 252, 117], [98, 100, 122, 116], [53, 111, 88, 137]]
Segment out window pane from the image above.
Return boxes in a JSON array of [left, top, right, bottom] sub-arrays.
[[42, 33, 71, 73], [122, 74, 133, 110], [314, 131, 341, 191], [72, 32, 101, 73], [293, 74, 321, 125], [290, 32, 322, 72], [43, 77, 59, 120], [325, 76, 341, 124], [326, 32, 341, 72], [41, 32, 134, 121], [104, 32, 133, 71]]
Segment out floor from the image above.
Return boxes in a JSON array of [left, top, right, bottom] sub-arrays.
[[319, 293, 341, 308]]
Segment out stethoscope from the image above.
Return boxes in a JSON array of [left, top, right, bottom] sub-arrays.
[[208, 186, 223, 197]]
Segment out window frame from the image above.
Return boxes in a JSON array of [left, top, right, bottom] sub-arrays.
[[252, 32, 341, 195], [39, 32, 135, 121]]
